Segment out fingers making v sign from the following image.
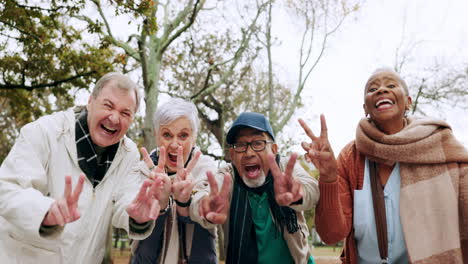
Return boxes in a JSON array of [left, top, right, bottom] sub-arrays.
[[172, 146, 201, 205], [267, 153, 303, 206], [199, 171, 232, 224], [140, 146, 172, 208], [42, 174, 86, 226], [298, 114, 337, 182], [126, 177, 163, 224]]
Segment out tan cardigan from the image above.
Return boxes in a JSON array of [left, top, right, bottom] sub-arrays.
[[315, 117, 468, 264]]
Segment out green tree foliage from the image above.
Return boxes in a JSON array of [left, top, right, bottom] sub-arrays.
[[74, 0, 207, 149], [0, 0, 117, 162]]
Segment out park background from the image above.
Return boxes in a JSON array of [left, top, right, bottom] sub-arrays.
[[1, 0, 467, 263]]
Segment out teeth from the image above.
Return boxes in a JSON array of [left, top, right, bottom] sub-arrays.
[[375, 99, 394, 107], [102, 124, 117, 132]]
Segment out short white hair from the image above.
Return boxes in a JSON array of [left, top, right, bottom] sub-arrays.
[[153, 98, 200, 143], [91, 72, 141, 112]]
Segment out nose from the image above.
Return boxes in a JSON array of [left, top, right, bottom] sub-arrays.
[[169, 137, 180, 149], [244, 143, 256, 156], [108, 111, 120, 124], [376, 85, 390, 94]]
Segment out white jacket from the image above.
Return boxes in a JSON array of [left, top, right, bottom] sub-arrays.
[[0, 108, 153, 264]]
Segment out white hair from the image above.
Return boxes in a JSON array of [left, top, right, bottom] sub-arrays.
[[153, 98, 200, 143], [91, 72, 141, 111]]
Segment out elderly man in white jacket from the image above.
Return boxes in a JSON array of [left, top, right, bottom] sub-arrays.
[[0, 72, 162, 264]]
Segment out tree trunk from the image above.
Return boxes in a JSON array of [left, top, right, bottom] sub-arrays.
[[143, 53, 162, 150]]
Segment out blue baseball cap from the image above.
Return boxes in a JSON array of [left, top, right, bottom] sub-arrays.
[[226, 112, 275, 144]]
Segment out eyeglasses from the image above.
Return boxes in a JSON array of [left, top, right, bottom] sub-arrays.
[[231, 140, 274, 153]]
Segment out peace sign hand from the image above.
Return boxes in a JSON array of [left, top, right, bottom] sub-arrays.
[[140, 147, 171, 208], [199, 171, 232, 224], [298, 114, 337, 182], [172, 146, 201, 204], [267, 153, 303, 206], [42, 174, 85, 226], [126, 178, 162, 224]]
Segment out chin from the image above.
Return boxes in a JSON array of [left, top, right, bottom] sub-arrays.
[[242, 173, 266, 188]]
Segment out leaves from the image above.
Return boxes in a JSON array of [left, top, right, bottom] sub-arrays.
[[0, 0, 118, 162]]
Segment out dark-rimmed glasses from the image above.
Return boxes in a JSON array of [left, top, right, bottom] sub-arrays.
[[231, 140, 273, 153]]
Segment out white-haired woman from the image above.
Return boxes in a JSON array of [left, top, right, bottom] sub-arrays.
[[132, 98, 218, 264]]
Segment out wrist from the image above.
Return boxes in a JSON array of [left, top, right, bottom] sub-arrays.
[[159, 197, 172, 215], [320, 172, 337, 183], [175, 196, 192, 207]]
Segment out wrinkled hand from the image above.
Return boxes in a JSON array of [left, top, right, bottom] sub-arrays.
[[267, 153, 303, 206], [126, 178, 162, 224], [42, 174, 85, 226], [172, 146, 201, 204], [298, 114, 337, 182], [141, 147, 171, 208], [199, 171, 232, 224]]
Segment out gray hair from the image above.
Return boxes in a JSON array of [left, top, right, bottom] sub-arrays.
[[365, 67, 409, 95], [153, 98, 200, 143], [91, 72, 141, 112]]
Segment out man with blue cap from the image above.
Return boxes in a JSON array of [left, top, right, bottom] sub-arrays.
[[190, 112, 319, 264]]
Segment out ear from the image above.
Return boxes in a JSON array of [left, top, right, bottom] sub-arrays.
[[86, 96, 93, 111], [406, 96, 413, 111], [229, 147, 235, 160], [363, 103, 368, 116], [271, 143, 278, 155]]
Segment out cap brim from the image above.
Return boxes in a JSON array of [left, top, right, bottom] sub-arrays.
[[226, 124, 268, 144]]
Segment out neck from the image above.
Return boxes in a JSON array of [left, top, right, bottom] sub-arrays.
[[374, 118, 407, 135]]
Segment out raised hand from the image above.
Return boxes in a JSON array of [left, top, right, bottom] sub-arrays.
[[172, 146, 201, 204], [267, 153, 303, 206], [42, 174, 85, 226], [140, 146, 171, 208], [126, 178, 162, 224], [298, 114, 337, 182], [199, 171, 232, 224]]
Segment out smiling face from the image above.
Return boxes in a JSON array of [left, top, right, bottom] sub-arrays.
[[156, 117, 195, 173], [229, 128, 277, 188], [363, 71, 412, 134], [86, 83, 136, 147]]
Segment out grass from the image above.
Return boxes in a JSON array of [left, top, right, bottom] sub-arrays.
[[311, 245, 342, 257], [110, 244, 342, 263]]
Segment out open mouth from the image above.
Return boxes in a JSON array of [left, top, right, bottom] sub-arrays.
[[244, 164, 261, 178], [100, 124, 117, 134], [375, 98, 394, 110], [168, 153, 178, 163]]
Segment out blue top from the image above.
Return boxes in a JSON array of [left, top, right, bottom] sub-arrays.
[[131, 208, 217, 264], [353, 159, 409, 264]]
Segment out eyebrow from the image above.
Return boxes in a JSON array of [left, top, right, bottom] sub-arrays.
[[103, 99, 133, 113], [381, 76, 398, 82]]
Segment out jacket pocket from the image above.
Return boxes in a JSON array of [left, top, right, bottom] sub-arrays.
[[8, 232, 61, 263]]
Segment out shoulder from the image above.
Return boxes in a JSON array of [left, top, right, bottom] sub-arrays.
[[120, 136, 140, 161], [20, 108, 74, 138], [337, 141, 359, 163], [191, 151, 218, 179]]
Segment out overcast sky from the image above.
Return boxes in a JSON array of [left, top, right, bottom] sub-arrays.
[[275, 0, 468, 154], [74, 0, 468, 155]]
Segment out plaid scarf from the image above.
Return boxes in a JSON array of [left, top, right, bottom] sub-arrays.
[[226, 154, 299, 264], [75, 109, 119, 187], [356, 116, 468, 263]]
